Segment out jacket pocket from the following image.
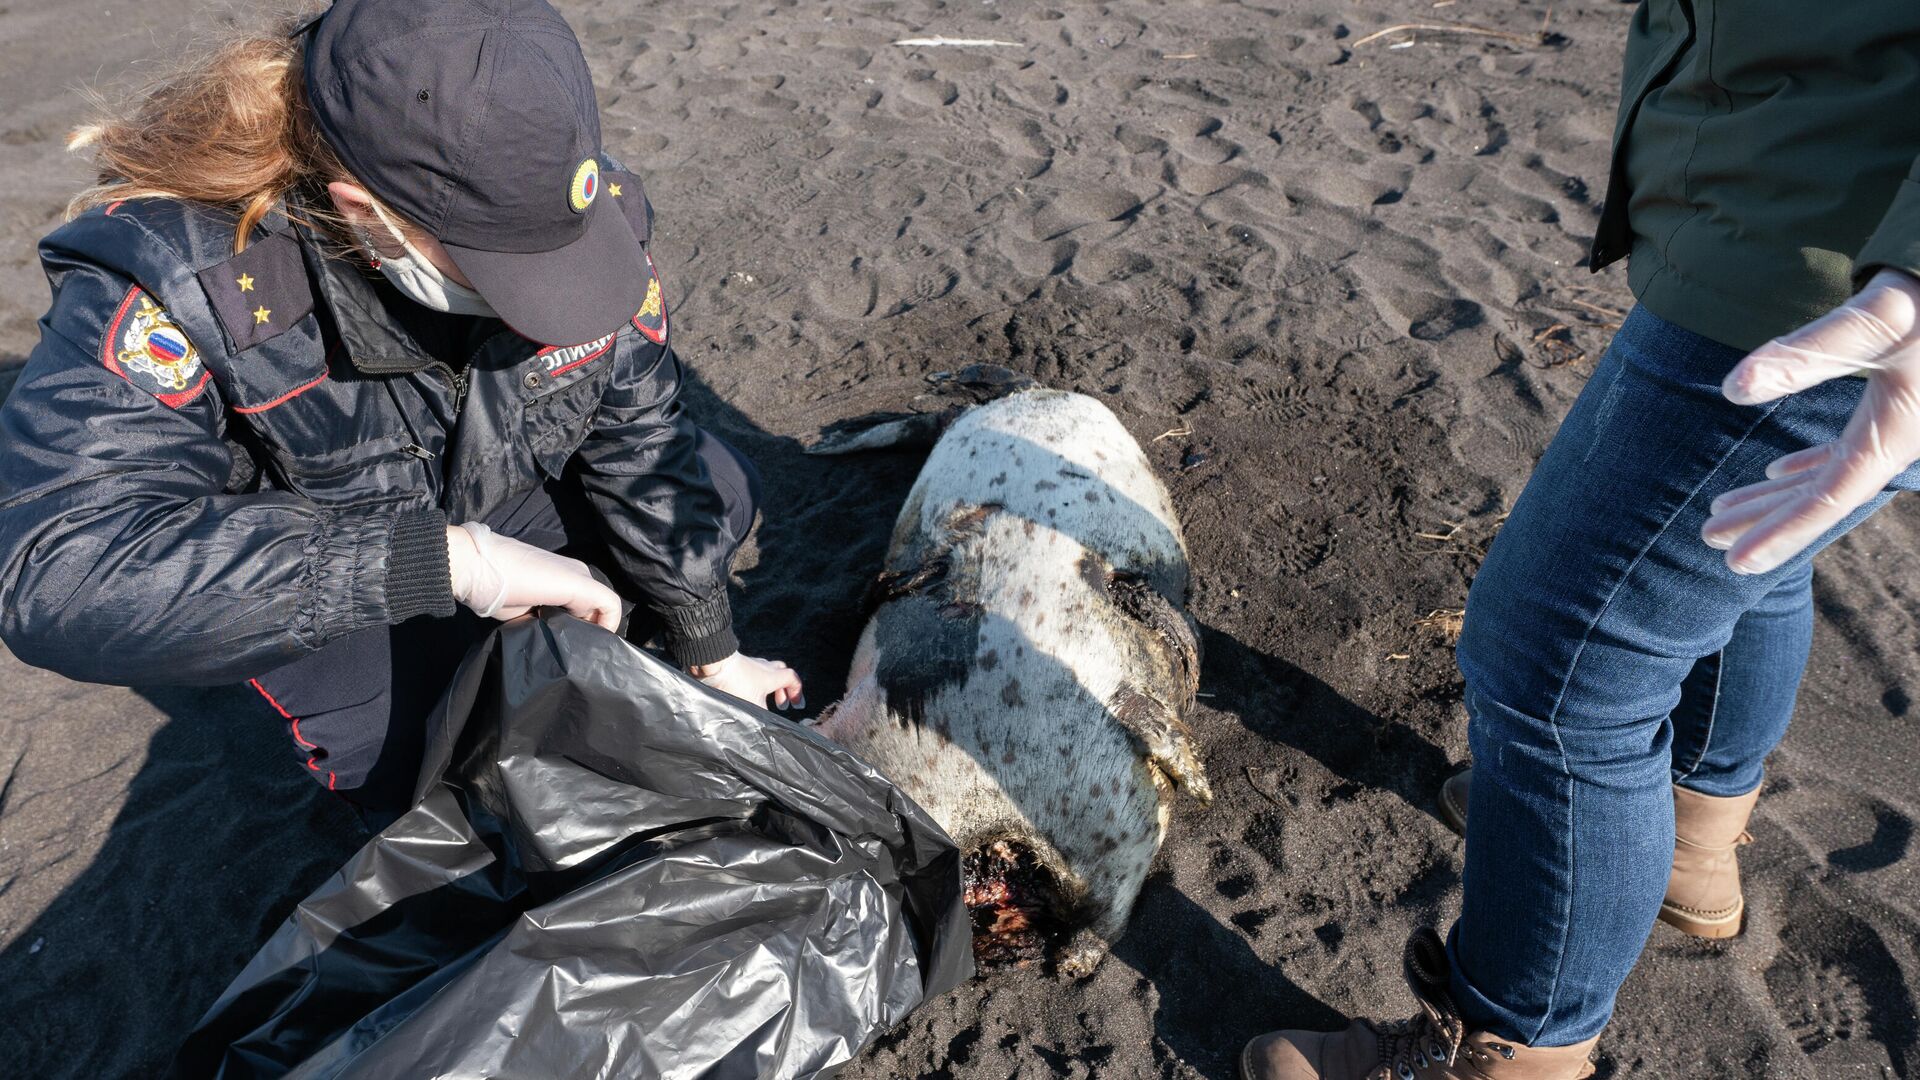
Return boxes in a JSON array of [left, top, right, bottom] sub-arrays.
[[220, 314, 334, 414], [524, 367, 607, 478], [264, 435, 426, 502]]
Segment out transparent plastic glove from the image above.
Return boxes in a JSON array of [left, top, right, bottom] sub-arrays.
[[447, 523, 623, 631], [1704, 270, 1920, 574], [691, 653, 806, 711]]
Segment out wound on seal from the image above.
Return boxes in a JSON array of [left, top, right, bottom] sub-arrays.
[[964, 839, 1070, 971]]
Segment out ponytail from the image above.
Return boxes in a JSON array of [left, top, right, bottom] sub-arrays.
[[66, 7, 365, 255]]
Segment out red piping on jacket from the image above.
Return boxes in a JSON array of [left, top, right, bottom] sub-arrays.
[[248, 678, 337, 790], [232, 371, 329, 414]]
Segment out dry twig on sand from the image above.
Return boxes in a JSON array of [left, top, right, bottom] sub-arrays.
[[1562, 296, 1628, 329], [1413, 513, 1507, 559], [1352, 21, 1543, 48], [1418, 608, 1466, 643], [1529, 322, 1587, 368], [1352, 22, 1539, 47], [892, 36, 1025, 48]]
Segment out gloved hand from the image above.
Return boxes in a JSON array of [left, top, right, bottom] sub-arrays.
[[1704, 269, 1920, 574], [691, 653, 806, 711], [446, 522, 623, 631]]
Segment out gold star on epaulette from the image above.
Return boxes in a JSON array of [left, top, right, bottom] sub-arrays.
[[253, 306, 272, 325], [608, 182, 623, 197], [236, 273, 256, 292]]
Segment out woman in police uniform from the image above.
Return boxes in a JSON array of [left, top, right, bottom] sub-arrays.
[[0, 0, 802, 816]]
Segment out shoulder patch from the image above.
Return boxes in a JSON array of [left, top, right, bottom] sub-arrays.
[[602, 168, 652, 245], [197, 231, 315, 353], [103, 287, 210, 408], [632, 253, 668, 346]]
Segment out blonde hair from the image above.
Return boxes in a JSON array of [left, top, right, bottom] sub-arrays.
[[66, 7, 380, 255]]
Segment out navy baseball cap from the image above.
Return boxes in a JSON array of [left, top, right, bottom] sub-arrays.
[[303, 0, 646, 346]]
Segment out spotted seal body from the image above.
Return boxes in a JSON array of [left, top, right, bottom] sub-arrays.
[[812, 380, 1210, 975]]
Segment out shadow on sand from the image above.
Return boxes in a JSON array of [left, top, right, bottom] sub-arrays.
[[0, 364, 1388, 1077]]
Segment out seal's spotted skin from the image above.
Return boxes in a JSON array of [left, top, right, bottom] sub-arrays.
[[816, 385, 1210, 976]]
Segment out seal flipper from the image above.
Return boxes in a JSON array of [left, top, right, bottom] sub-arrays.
[[805, 365, 1040, 455], [1109, 687, 1213, 802], [805, 410, 952, 455], [921, 363, 1038, 404], [1102, 572, 1210, 800]]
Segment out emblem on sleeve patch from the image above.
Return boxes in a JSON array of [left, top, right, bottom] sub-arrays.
[[103, 287, 210, 408], [631, 254, 668, 346]]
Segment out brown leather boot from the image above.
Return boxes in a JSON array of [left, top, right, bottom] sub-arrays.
[[1240, 929, 1599, 1080], [1660, 783, 1760, 938], [1435, 769, 1759, 939]]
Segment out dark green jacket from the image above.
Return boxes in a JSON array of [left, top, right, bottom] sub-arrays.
[[1592, 0, 1920, 351]]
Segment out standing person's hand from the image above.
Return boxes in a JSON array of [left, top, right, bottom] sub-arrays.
[[1704, 269, 1920, 574], [447, 523, 624, 631], [691, 653, 806, 711]]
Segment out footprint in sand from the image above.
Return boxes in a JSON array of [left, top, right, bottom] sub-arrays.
[[897, 70, 959, 109], [997, 236, 1077, 279], [1025, 188, 1145, 242], [809, 257, 879, 319], [1763, 881, 1918, 1073], [1827, 800, 1915, 875], [986, 111, 1054, 178], [879, 266, 958, 317]]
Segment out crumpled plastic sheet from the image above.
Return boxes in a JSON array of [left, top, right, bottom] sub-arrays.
[[171, 613, 974, 1079]]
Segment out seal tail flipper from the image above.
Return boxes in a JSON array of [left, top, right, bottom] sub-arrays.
[[921, 363, 1038, 404], [803, 409, 952, 455], [1109, 687, 1213, 802], [805, 365, 1039, 455]]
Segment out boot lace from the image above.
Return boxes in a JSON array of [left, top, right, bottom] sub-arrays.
[[1367, 928, 1472, 1079], [1371, 1013, 1462, 1079]]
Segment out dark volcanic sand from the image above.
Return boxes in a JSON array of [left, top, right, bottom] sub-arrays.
[[4, 2, 1920, 1077]]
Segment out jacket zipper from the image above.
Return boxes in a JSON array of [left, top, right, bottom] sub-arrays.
[[451, 330, 505, 415], [408, 329, 508, 466]]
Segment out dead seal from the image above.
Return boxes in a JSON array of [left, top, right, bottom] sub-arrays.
[[808, 367, 1211, 976]]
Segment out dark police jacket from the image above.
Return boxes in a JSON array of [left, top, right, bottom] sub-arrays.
[[0, 167, 741, 685]]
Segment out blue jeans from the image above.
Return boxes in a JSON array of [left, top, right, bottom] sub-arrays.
[[1448, 305, 1920, 1046]]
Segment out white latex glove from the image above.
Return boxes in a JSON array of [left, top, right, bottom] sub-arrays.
[[446, 523, 623, 631], [691, 653, 806, 711], [1704, 269, 1920, 574]]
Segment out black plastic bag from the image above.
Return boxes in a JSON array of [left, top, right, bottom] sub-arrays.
[[172, 614, 973, 1079]]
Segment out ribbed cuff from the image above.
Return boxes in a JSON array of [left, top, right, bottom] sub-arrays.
[[385, 507, 456, 623], [660, 588, 738, 667], [1855, 175, 1920, 289]]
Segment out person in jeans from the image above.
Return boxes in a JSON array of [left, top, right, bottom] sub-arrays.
[[1243, 2, 1920, 1077]]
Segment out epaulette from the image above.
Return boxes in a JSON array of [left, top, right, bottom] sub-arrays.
[[45, 199, 317, 359], [600, 165, 653, 245], [197, 231, 315, 353]]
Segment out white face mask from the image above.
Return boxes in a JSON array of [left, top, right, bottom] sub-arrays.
[[356, 203, 497, 318]]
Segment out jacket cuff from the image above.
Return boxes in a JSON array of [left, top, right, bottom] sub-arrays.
[[1854, 174, 1920, 288], [659, 588, 739, 668], [384, 507, 456, 623]]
